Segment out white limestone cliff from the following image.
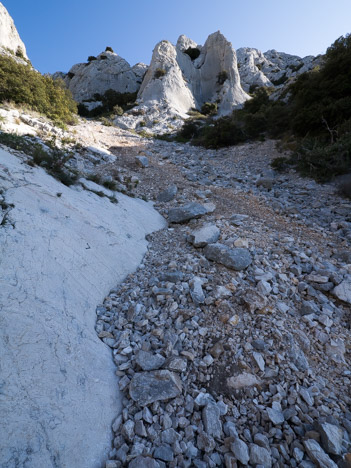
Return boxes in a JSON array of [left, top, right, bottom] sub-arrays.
[[138, 31, 248, 117], [0, 147, 165, 467], [138, 39, 196, 117], [115, 31, 250, 133], [0, 2, 28, 60], [64, 50, 148, 103]]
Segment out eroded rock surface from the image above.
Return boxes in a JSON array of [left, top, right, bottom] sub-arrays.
[[0, 147, 165, 467]]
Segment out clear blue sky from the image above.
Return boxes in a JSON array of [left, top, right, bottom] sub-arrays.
[[5, 0, 351, 74]]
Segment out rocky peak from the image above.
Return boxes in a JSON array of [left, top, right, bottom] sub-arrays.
[[64, 50, 148, 103], [0, 2, 28, 60], [134, 31, 249, 122]]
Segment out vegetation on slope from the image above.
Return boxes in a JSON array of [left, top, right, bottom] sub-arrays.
[[77, 89, 137, 118], [176, 33, 351, 182], [0, 55, 77, 126]]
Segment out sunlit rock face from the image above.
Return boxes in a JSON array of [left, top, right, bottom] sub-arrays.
[[237, 46, 321, 92], [0, 148, 165, 468], [63, 50, 148, 103], [0, 2, 28, 59], [138, 31, 249, 117]]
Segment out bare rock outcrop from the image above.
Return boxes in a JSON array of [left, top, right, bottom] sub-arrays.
[[63, 50, 148, 104], [0, 2, 28, 61], [237, 46, 322, 92], [116, 31, 249, 132], [138, 31, 248, 117], [0, 147, 165, 467]]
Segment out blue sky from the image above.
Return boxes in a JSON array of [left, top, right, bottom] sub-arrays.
[[5, 0, 351, 74]]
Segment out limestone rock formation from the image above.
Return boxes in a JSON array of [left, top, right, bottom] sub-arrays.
[[63, 50, 148, 103], [0, 2, 28, 60], [116, 31, 249, 132], [237, 46, 321, 92], [137, 31, 248, 117]]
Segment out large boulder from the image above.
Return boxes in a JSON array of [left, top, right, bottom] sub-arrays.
[[0, 2, 28, 60], [63, 50, 148, 103]]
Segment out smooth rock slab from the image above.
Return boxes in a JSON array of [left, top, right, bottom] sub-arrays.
[[129, 370, 182, 406], [204, 243, 252, 270], [0, 149, 166, 468], [168, 202, 208, 223], [189, 224, 220, 248]]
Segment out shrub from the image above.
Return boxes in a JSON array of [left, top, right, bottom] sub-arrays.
[[15, 47, 24, 59], [0, 55, 77, 125], [291, 133, 351, 182], [105, 46, 114, 53], [88, 56, 97, 62], [154, 68, 167, 79], [77, 90, 137, 118], [184, 47, 200, 60], [113, 105, 124, 116], [100, 117, 113, 126], [0, 132, 77, 186], [339, 174, 351, 198], [271, 73, 288, 86], [67, 72, 75, 79], [217, 71, 228, 85], [201, 102, 217, 116]]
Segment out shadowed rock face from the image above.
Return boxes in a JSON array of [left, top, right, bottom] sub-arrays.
[[0, 2, 28, 59], [138, 31, 249, 117], [64, 51, 148, 103]]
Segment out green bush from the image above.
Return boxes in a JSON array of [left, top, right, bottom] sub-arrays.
[[105, 46, 114, 53], [201, 102, 217, 116], [291, 133, 351, 181], [113, 105, 124, 116], [154, 68, 166, 79], [15, 47, 24, 59], [77, 90, 137, 117], [88, 56, 97, 62], [217, 71, 228, 85], [0, 55, 77, 125], [0, 132, 77, 186], [184, 47, 200, 60]]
